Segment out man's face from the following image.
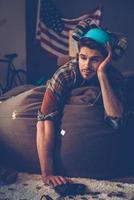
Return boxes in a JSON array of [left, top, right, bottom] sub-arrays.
[[78, 47, 104, 80]]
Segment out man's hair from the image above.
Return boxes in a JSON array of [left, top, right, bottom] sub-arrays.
[[78, 38, 108, 58]]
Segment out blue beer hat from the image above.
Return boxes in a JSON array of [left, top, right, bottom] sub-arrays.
[[81, 27, 128, 60], [82, 28, 110, 44]]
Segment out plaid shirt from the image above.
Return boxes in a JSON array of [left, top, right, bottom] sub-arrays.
[[38, 58, 125, 129]]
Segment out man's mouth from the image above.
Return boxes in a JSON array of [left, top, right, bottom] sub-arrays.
[[82, 69, 95, 74]]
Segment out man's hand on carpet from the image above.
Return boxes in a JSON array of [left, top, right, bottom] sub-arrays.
[[42, 175, 73, 187]]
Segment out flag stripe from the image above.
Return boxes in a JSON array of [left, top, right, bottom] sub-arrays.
[[38, 23, 69, 45], [39, 22, 69, 40], [62, 9, 101, 23], [40, 40, 69, 57], [40, 31, 68, 51]]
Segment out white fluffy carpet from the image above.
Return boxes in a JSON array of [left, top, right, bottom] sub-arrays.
[[0, 173, 134, 200]]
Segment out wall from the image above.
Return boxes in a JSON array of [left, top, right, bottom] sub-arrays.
[[0, 0, 26, 87]]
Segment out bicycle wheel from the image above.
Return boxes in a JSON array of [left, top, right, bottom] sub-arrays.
[[11, 69, 27, 88]]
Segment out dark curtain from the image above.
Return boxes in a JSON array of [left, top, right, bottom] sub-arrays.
[[25, 0, 57, 84]]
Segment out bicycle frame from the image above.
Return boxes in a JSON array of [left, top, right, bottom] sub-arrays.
[[0, 54, 27, 93]]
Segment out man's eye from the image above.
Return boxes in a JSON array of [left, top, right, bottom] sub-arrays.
[[91, 58, 100, 63], [79, 55, 87, 60]]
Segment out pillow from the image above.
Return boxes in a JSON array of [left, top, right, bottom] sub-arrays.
[[0, 85, 46, 172], [0, 83, 133, 177], [54, 87, 127, 179], [0, 84, 35, 101]]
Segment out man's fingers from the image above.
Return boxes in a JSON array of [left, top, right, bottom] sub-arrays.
[[49, 177, 58, 187], [43, 176, 73, 187], [106, 42, 112, 57], [106, 42, 111, 49], [53, 176, 66, 186], [53, 176, 71, 186], [58, 176, 69, 184], [44, 176, 65, 187], [66, 177, 73, 183]]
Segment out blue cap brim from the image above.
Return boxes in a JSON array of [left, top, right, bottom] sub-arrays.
[[82, 28, 110, 44]]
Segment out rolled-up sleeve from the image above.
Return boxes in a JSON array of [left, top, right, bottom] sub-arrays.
[[37, 89, 60, 122], [37, 109, 59, 122], [37, 64, 74, 122]]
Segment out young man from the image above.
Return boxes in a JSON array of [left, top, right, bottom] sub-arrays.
[[36, 27, 126, 187]]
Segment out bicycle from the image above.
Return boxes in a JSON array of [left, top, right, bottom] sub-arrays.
[[0, 53, 27, 94]]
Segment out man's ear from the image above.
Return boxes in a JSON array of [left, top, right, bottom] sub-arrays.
[[76, 53, 79, 61]]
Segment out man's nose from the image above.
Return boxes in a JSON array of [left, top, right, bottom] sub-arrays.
[[85, 58, 91, 68]]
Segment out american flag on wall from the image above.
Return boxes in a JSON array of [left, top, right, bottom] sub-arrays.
[[36, 0, 102, 57]]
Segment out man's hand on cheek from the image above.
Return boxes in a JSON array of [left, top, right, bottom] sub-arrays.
[[97, 43, 112, 74]]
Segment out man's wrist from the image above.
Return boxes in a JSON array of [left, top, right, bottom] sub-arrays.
[[41, 160, 54, 177], [97, 70, 107, 79], [41, 168, 53, 178]]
